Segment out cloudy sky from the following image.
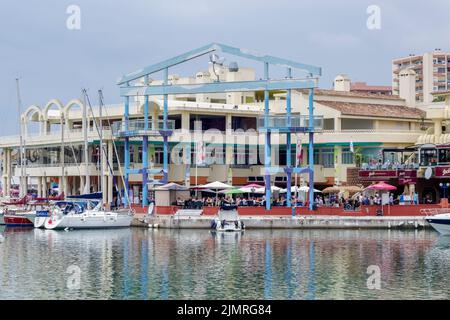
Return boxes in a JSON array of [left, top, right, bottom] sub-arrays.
[[1, 0, 448, 135]]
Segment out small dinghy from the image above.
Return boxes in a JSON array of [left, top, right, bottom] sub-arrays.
[[211, 203, 244, 232]]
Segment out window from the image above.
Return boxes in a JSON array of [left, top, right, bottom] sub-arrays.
[[231, 116, 257, 131], [321, 149, 334, 168], [438, 148, 450, 164], [342, 148, 354, 164], [310, 148, 334, 167], [420, 148, 437, 166]]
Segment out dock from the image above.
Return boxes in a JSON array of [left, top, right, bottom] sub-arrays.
[[132, 215, 430, 230]]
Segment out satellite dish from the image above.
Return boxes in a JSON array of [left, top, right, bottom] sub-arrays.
[[425, 167, 432, 180], [209, 53, 224, 65]]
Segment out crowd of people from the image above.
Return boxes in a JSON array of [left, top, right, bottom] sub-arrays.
[[176, 191, 421, 211]]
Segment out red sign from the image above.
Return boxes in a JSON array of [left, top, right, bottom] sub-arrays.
[[399, 178, 417, 185], [435, 167, 450, 177], [358, 170, 397, 180], [397, 170, 417, 179]]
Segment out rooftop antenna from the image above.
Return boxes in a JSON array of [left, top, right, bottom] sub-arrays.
[[209, 53, 225, 82]]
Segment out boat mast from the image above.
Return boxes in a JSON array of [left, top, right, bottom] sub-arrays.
[[15, 78, 26, 198], [98, 90, 104, 204], [82, 89, 90, 194]]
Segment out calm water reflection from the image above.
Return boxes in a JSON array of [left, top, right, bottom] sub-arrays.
[[0, 226, 449, 300]]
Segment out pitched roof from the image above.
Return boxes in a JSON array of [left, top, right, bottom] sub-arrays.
[[318, 101, 425, 119], [298, 88, 402, 100]]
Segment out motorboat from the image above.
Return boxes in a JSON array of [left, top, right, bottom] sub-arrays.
[[211, 204, 244, 232], [1, 203, 50, 228], [426, 213, 450, 236], [3, 213, 34, 227], [44, 200, 133, 230]]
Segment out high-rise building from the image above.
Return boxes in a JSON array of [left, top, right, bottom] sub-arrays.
[[392, 49, 450, 104]]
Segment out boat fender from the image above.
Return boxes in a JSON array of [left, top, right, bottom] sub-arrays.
[[235, 221, 239, 229], [211, 220, 217, 229], [241, 221, 245, 229]]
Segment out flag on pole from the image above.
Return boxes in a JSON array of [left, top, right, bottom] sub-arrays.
[[296, 136, 303, 166], [196, 141, 206, 165], [350, 141, 354, 153]]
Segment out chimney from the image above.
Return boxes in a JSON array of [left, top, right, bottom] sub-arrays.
[[399, 68, 416, 107], [334, 74, 351, 92]]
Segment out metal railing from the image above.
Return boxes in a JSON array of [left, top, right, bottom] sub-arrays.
[[111, 119, 175, 136], [257, 115, 324, 130]]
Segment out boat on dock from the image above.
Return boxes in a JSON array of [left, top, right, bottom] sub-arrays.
[[211, 204, 244, 232]]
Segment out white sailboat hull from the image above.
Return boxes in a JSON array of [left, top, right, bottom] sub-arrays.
[[45, 211, 133, 230], [426, 214, 450, 236], [34, 217, 48, 229]]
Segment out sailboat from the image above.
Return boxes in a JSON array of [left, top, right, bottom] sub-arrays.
[[44, 89, 133, 230]]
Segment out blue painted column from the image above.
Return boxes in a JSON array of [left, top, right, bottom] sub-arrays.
[[286, 68, 292, 209], [124, 94, 130, 207], [142, 93, 149, 207], [163, 67, 169, 183], [264, 62, 271, 210], [308, 89, 315, 211]]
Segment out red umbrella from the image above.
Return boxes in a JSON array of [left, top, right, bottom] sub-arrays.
[[366, 181, 397, 191]]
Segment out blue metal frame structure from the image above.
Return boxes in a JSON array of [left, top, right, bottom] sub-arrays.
[[117, 43, 321, 210]]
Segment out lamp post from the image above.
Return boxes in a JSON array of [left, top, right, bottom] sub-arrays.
[[439, 182, 450, 200]]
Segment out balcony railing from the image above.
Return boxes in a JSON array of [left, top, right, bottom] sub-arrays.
[[111, 119, 175, 137], [258, 115, 324, 132]]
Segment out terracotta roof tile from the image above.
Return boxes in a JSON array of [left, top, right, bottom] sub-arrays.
[[318, 101, 425, 119], [298, 88, 402, 100]]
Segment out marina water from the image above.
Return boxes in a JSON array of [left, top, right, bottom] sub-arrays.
[[0, 227, 449, 300]]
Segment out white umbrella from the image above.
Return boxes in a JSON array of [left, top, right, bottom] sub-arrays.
[[253, 186, 282, 194], [198, 181, 233, 189], [197, 181, 233, 203], [280, 186, 322, 199]]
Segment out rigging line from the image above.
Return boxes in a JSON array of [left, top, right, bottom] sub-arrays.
[[83, 90, 115, 179], [63, 116, 83, 178], [84, 89, 133, 210], [98, 90, 131, 207]]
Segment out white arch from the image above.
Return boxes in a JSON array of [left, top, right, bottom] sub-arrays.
[[43, 99, 65, 120], [64, 99, 85, 119], [21, 105, 43, 123]]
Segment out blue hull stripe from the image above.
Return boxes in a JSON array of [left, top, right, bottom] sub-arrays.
[[426, 219, 450, 225]]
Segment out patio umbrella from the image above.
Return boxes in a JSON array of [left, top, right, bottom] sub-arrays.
[[253, 186, 282, 194], [365, 181, 396, 216], [365, 181, 397, 191], [155, 182, 189, 191], [322, 186, 341, 194], [242, 183, 264, 188], [280, 186, 322, 193], [219, 188, 244, 195], [197, 181, 234, 202], [198, 181, 233, 189]]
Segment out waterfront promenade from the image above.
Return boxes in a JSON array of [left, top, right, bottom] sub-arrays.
[[130, 203, 439, 230]]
